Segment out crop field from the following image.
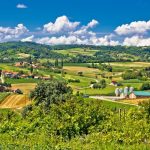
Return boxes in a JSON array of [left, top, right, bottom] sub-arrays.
[[0, 94, 31, 109], [120, 98, 150, 105], [12, 83, 36, 94], [0, 93, 10, 103], [0, 83, 36, 109], [108, 62, 150, 69], [64, 66, 100, 78]]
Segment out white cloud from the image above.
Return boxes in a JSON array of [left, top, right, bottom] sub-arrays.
[[43, 16, 80, 34], [115, 21, 150, 35], [90, 35, 119, 46], [123, 36, 150, 46], [36, 36, 88, 45], [0, 24, 28, 42], [35, 34, 119, 46], [16, 4, 28, 9], [2, 16, 150, 47], [86, 19, 99, 29], [21, 35, 34, 42]]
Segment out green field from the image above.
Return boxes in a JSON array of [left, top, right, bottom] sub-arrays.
[[52, 48, 99, 56]]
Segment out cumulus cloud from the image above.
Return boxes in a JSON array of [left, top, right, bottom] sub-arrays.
[[16, 4, 28, 9], [0, 24, 28, 42], [36, 36, 88, 45], [35, 34, 119, 46], [86, 19, 99, 29], [123, 36, 150, 46], [115, 21, 150, 35], [90, 35, 119, 46], [43, 16, 80, 34], [2, 16, 150, 46], [21, 35, 34, 42]]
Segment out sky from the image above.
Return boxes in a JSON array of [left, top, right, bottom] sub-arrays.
[[0, 0, 150, 46]]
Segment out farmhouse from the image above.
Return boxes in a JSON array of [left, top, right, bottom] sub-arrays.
[[110, 81, 118, 87], [11, 88, 23, 94], [129, 91, 150, 99]]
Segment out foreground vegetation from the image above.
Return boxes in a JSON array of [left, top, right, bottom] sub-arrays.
[[0, 80, 150, 149]]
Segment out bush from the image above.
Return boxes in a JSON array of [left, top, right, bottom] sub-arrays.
[[68, 79, 80, 83], [140, 82, 150, 90]]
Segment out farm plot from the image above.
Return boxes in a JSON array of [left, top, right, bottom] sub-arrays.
[[0, 83, 36, 109], [0, 94, 31, 109], [0, 93, 10, 103], [64, 66, 100, 78], [11, 83, 36, 94]]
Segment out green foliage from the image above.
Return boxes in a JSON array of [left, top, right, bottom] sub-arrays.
[[140, 82, 150, 90], [93, 79, 106, 89], [30, 80, 73, 108], [122, 70, 142, 80]]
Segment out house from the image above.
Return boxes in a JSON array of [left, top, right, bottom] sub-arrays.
[[20, 74, 28, 78], [42, 77, 51, 80], [11, 88, 23, 94], [129, 91, 150, 99], [0, 85, 6, 92], [34, 76, 40, 79], [110, 81, 118, 86], [15, 62, 23, 67]]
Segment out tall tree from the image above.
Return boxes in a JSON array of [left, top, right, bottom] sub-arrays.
[[55, 59, 59, 68]]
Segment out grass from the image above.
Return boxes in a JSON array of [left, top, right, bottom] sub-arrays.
[[85, 98, 136, 110], [52, 48, 99, 56], [77, 85, 116, 96], [6, 78, 39, 84]]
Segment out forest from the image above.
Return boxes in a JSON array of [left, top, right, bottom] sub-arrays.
[[0, 42, 150, 63]]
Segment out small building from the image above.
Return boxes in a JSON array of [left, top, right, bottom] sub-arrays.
[[0, 85, 6, 92], [129, 91, 150, 99], [110, 81, 118, 87], [120, 92, 126, 99], [42, 77, 51, 80], [11, 88, 23, 94]]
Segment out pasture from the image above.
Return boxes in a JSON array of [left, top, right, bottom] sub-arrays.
[[52, 48, 99, 56]]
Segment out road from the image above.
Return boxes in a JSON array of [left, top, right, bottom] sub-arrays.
[[90, 96, 138, 106]]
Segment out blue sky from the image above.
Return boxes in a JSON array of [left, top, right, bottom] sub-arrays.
[[0, 0, 150, 46]]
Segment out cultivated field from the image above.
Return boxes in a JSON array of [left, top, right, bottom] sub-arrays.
[[0, 83, 36, 109], [0, 94, 31, 109], [11, 83, 36, 94]]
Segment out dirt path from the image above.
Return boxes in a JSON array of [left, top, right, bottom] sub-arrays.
[[0, 94, 31, 109]]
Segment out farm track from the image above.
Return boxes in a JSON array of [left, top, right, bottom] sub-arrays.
[[0, 94, 31, 109]]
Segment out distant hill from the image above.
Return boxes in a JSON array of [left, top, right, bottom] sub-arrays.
[[0, 42, 150, 63]]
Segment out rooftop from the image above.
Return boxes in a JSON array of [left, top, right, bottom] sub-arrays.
[[133, 91, 150, 97]]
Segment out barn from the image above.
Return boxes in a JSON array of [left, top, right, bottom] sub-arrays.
[[129, 91, 150, 99]]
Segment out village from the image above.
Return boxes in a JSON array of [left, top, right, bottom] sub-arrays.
[[1, 60, 150, 106]]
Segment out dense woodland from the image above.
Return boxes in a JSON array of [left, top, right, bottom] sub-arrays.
[[0, 42, 150, 63]]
